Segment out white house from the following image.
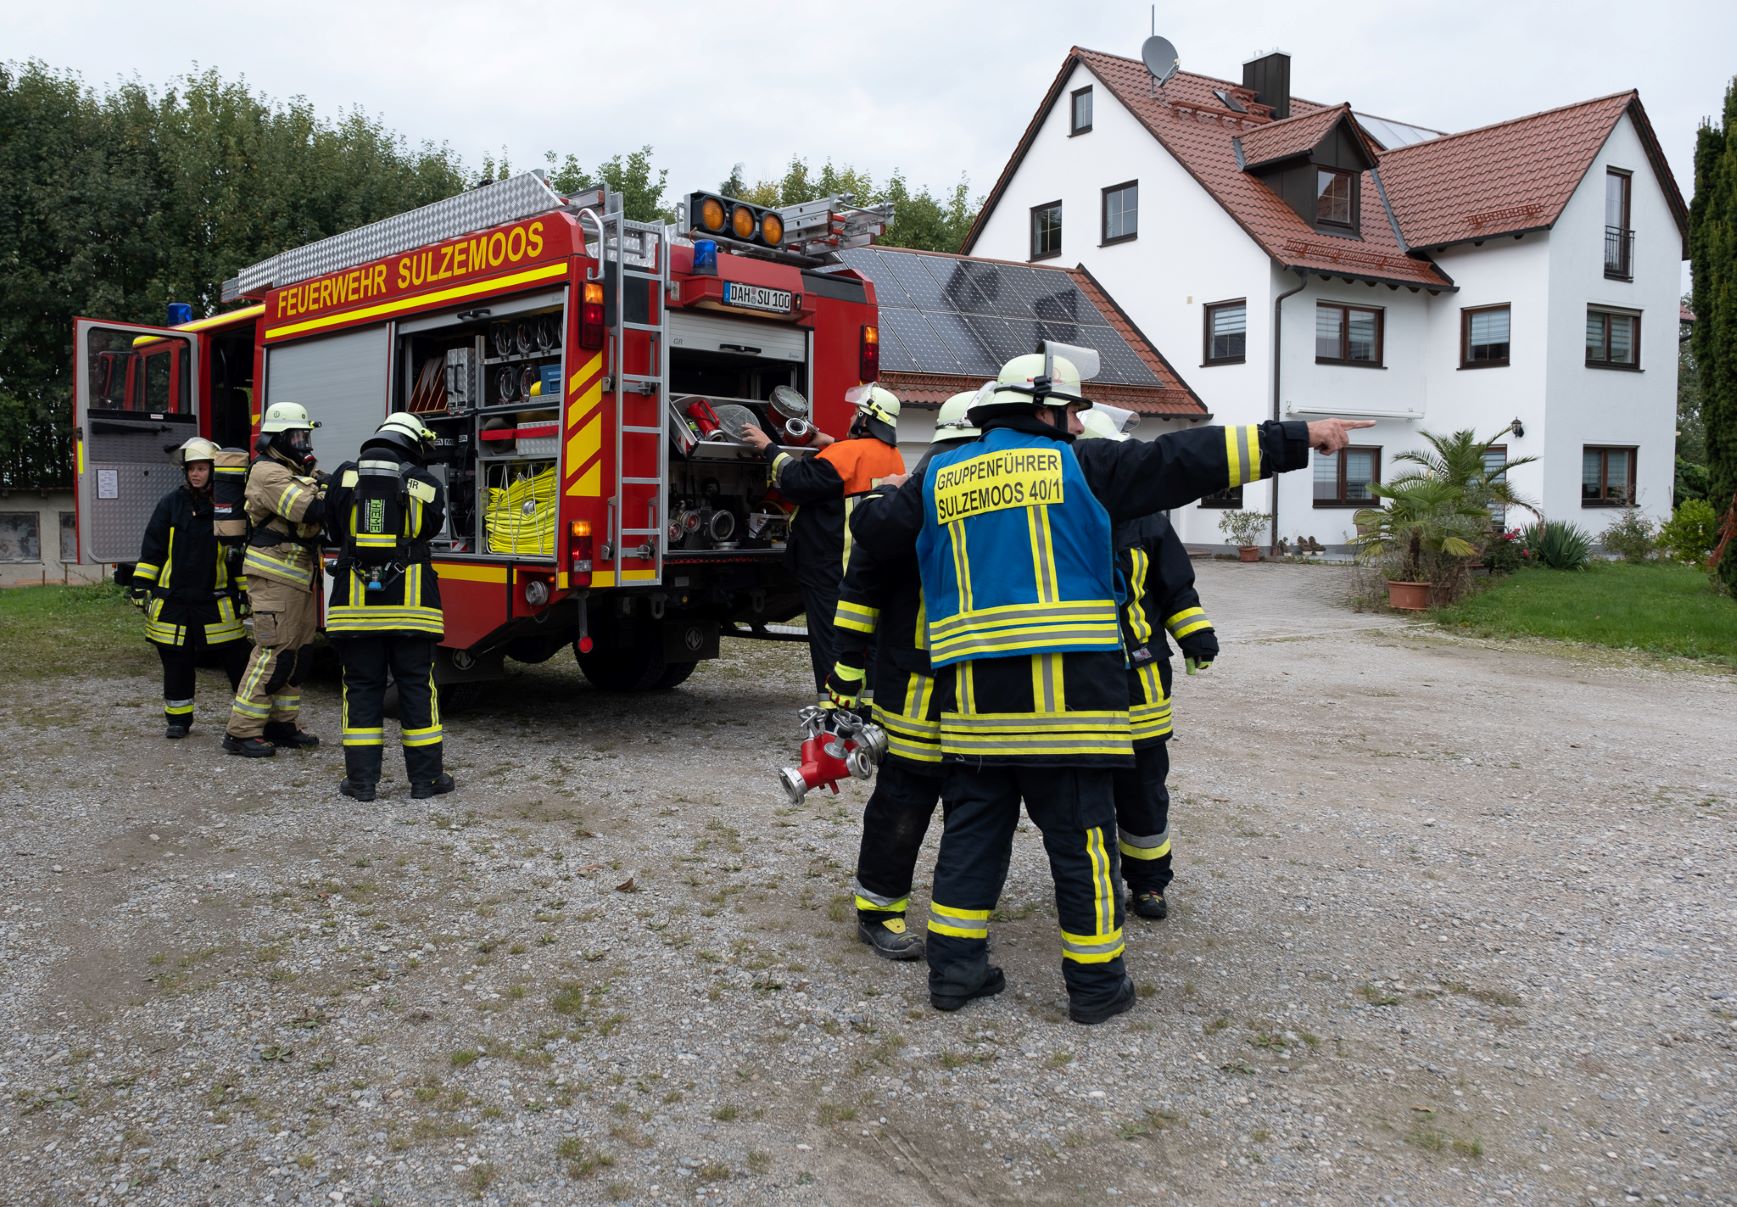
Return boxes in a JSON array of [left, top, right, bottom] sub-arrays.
[[962, 48, 1688, 549]]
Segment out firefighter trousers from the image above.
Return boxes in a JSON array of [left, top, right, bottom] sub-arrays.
[[335, 635, 443, 786], [157, 638, 249, 727], [798, 576, 839, 696], [1112, 739, 1173, 894], [927, 764, 1127, 1013], [227, 580, 318, 739], [853, 759, 945, 924]]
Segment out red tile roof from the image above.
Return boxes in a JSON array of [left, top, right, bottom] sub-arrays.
[[868, 246, 1207, 418], [1239, 103, 1361, 170], [1377, 92, 1689, 254], [963, 48, 1453, 291], [962, 48, 1690, 283]]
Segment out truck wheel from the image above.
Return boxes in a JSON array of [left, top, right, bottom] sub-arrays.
[[651, 660, 697, 690], [575, 638, 667, 692]]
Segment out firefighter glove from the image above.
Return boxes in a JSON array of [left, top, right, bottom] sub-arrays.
[[1178, 630, 1218, 675], [127, 587, 149, 610], [824, 662, 866, 710]]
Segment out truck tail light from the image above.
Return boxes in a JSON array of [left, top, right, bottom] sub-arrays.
[[860, 324, 879, 382], [578, 281, 605, 350], [568, 519, 594, 580]]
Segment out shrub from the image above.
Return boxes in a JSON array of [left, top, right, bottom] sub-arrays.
[[1483, 528, 1526, 574], [1600, 509, 1656, 563], [1657, 498, 1720, 564], [1522, 519, 1593, 571], [1217, 510, 1270, 547]]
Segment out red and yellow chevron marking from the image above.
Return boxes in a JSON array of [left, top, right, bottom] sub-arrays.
[[563, 351, 605, 497]]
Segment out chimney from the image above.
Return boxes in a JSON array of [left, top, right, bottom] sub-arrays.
[[1242, 51, 1291, 120]]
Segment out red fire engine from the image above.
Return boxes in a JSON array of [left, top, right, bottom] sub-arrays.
[[72, 172, 891, 691]]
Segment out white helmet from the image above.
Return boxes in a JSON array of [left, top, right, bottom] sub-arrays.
[[844, 384, 900, 443], [932, 391, 982, 442], [370, 411, 437, 463], [260, 401, 319, 433], [1075, 408, 1128, 442], [172, 436, 222, 466]]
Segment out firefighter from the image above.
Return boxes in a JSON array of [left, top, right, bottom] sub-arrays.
[[322, 412, 453, 802], [843, 350, 1370, 1023], [131, 437, 250, 737], [740, 386, 906, 696], [1075, 409, 1220, 921], [224, 402, 326, 757], [829, 391, 981, 960]]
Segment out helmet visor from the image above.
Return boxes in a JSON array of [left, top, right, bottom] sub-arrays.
[[283, 429, 314, 456]]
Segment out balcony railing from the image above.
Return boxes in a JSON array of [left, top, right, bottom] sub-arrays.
[[1604, 225, 1634, 281]]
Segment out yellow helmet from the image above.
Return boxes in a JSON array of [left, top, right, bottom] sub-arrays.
[[172, 436, 222, 465], [932, 391, 982, 442]]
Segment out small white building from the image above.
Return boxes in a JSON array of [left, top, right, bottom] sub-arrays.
[[962, 48, 1688, 549]]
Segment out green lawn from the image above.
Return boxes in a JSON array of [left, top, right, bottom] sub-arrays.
[[0, 582, 152, 680], [1434, 561, 1737, 667]]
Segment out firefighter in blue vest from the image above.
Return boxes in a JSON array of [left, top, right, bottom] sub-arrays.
[[1076, 408, 1219, 921], [830, 391, 981, 960], [322, 412, 454, 802], [131, 437, 250, 737], [838, 349, 1370, 1023]]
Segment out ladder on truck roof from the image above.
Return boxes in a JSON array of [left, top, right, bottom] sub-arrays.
[[220, 171, 579, 302], [577, 206, 669, 586]]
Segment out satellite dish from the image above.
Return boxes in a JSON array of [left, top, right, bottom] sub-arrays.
[[1141, 35, 1179, 87]]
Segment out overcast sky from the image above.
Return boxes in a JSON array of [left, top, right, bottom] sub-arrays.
[[11, 0, 1736, 217]]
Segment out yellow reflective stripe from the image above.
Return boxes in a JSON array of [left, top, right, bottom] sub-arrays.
[[1119, 837, 1172, 861], [159, 529, 175, 590], [931, 626, 1122, 662], [854, 895, 909, 914], [883, 730, 943, 763], [1223, 424, 1261, 488], [835, 599, 879, 632], [949, 521, 973, 614], [164, 701, 195, 716], [277, 481, 306, 516], [1125, 548, 1152, 644], [929, 600, 1120, 639], [231, 698, 271, 717], [958, 659, 975, 715], [927, 919, 988, 939], [931, 902, 991, 921], [133, 561, 161, 583], [403, 731, 444, 748], [1060, 920, 1126, 964], [1171, 618, 1211, 639]]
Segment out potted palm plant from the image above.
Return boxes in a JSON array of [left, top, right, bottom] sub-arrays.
[[1352, 426, 1538, 609], [1217, 510, 1270, 561]]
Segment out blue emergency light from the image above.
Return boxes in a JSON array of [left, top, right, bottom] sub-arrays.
[[692, 240, 718, 276], [166, 302, 194, 326]]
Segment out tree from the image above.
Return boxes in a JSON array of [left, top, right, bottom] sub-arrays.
[[1691, 77, 1737, 593], [545, 145, 671, 223], [0, 61, 468, 489], [1384, 426, 1540, 518], [1677, 296, 1709, 504]]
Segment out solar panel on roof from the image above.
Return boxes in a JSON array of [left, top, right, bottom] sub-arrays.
[[836, 246, 1165, 388]]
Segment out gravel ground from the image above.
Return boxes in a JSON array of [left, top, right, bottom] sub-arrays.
[[1, 562, 1733, 1207]]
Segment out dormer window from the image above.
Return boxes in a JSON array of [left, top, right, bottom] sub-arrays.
[[1070, 87, 1093, 136], [1316, 168, 1356, 228]]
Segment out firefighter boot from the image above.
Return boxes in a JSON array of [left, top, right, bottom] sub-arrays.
[[857, 914, 924, 961], [165, 722, 190, 740], [1130, 889, 1169, 920], [340, 746, 382, 802], [223, 734, 276, 758], [930, 966, 1006, 1013], [265, 721, 321, 749], [412, 774, 456, 800], [1068, 975, 1137, 1026]]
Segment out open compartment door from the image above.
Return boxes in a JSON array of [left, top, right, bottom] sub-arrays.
[[73, 318, 200, 564]]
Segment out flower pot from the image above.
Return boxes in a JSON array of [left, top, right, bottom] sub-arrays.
[[1237, 545, 1260, 562], [1385, 580, 1431, 611]]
